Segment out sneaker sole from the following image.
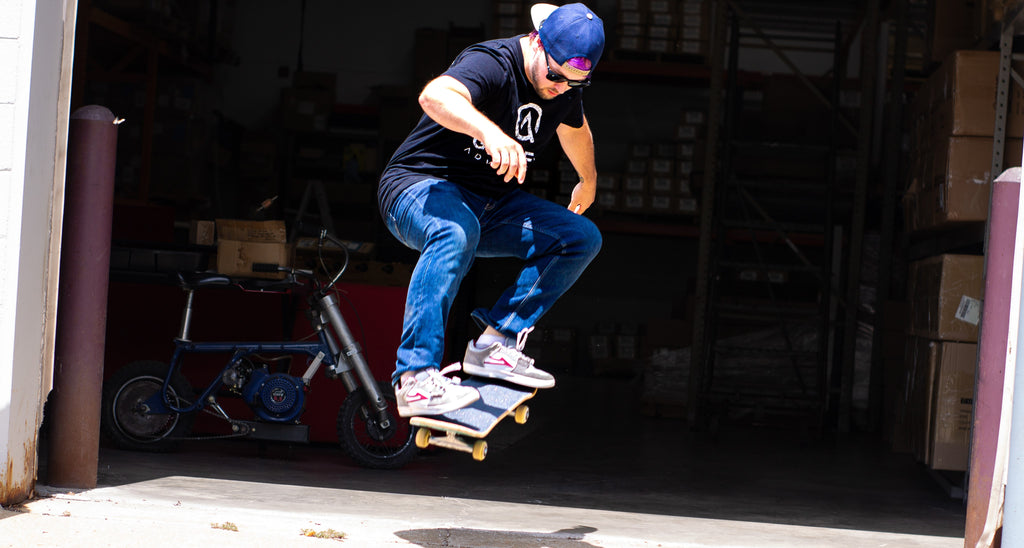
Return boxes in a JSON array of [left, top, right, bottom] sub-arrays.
[[397, 391, 480, 417], [461, 363, 555, 389]]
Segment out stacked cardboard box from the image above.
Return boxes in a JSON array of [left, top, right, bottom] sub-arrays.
[[493, 0, 531, 38], [894, 254, 982, 471], [588, 321, 644, 376], [905, 51, 1024, 232], [595, 109, 704, 217], [614, 0, 709, 58], [214, 219, 292, 280]]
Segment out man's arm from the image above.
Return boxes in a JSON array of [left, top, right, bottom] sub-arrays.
[[557, 115, 598, 214], [418, 75, 527, 184]]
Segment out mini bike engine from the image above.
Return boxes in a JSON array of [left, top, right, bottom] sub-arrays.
[[241, 367, 306, 423]]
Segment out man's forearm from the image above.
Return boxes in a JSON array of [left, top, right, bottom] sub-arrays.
[[558, 117, 598, 185], [419, 76, 500, 142]]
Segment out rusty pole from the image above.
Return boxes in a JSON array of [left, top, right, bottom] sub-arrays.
[[47, 105, 119, 488]]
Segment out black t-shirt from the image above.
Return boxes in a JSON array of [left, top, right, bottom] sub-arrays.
[[378, 35, 585, 216]]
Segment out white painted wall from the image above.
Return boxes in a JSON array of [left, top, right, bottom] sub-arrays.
[[0, 0, 74, 504]]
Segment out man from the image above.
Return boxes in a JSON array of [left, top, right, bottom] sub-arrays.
[[378, 3, 605, 417]]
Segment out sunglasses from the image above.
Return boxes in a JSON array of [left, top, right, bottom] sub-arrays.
[[545, 54, 592, 88]]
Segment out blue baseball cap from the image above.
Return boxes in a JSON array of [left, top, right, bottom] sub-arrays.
[[531, 3, 605, 78]]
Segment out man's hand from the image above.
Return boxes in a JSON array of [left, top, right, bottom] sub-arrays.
[[483, 129, 527, 184], [568, 181, 596, 214]]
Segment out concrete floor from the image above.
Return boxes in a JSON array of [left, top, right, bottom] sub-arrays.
[[4, 377, 966, 547]]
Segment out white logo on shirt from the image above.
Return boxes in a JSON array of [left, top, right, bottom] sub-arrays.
[[515, 103, 542, 143]]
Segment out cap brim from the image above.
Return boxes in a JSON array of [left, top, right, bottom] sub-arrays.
[[531, 3, 558, 31]]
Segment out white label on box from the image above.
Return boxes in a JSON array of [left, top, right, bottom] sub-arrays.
[[651, 13, 674, 26], [651, 195, 672, 209], [619, 36, 642, 50], [652, 177, 674, 192], [496, 2, 519, 14], [620, 11, 643, 25], [651, 158, 673, 174], [685, 111, 706, 124], [955, 295, 982, 326], [621, 24, 644, 36], [677, 125, 697, 140], [631, 143, 652, 156], [649, 26, 672, 39], [624, 175, 646, 191], [682, 26, 702, 40], [683, 1, 704, 14], [680, 41, 703, 55], [596, 174, 618, 189], [648, 39, 670, 53]]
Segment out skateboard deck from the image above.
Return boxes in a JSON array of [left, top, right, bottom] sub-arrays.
[[409, 377, 536, 460]]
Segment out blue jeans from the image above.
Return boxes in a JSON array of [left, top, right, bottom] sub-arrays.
[[383, 178, 602, 383]]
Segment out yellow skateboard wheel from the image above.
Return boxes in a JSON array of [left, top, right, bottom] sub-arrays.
[[415, 427, 431, 449], [514, 405, 530, 424], [472, 440, 488, 461]]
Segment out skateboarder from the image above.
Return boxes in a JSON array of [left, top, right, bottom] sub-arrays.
[[377, 3, 606, 417]]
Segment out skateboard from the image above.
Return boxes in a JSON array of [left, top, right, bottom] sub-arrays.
[[409, 377, 537, 461]]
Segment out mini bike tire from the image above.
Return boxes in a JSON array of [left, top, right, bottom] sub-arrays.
[[336, 382, 418, 469], [100, 360, 195, 452]]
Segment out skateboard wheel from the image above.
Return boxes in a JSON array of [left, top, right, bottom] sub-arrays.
[[472, 440, 488, 461], [415, 427, 431, 449], [514, 405, 530, 424]]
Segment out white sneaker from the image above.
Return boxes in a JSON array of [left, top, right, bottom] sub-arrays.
[[395, 364, 479, 417], [461, 327, 555, 389]]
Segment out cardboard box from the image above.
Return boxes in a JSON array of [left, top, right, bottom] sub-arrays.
[[215, 219, 289, 280], [908, 254, 984, 342], [926, 0, 982, 67], [189, 220, 216, 246], [915, 50, 1024, 138], [908, 337, 937, 463], [905, 136, 1023, 231], [928, 341, 977, 471], [905, 337, 977, 470], [280, 87, 333, 132]]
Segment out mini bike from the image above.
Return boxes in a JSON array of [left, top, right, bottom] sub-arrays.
[[100, 230, 417, 469]]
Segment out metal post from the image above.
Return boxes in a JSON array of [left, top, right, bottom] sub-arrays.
[[688, 0, 728, 427], [870, 0, 908, 431], [47, 106, 120, 488], [965, 169, 1022, 547], [1005, 187, 1024, 547], [836, 0, 879, 432]]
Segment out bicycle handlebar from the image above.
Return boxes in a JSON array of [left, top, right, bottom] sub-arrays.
[[248, 229, 349, 294]]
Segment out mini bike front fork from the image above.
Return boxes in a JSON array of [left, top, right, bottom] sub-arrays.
[[318, 292, 392, 430]]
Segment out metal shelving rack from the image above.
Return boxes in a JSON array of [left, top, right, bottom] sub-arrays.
[[690, 0, 873, 434]]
